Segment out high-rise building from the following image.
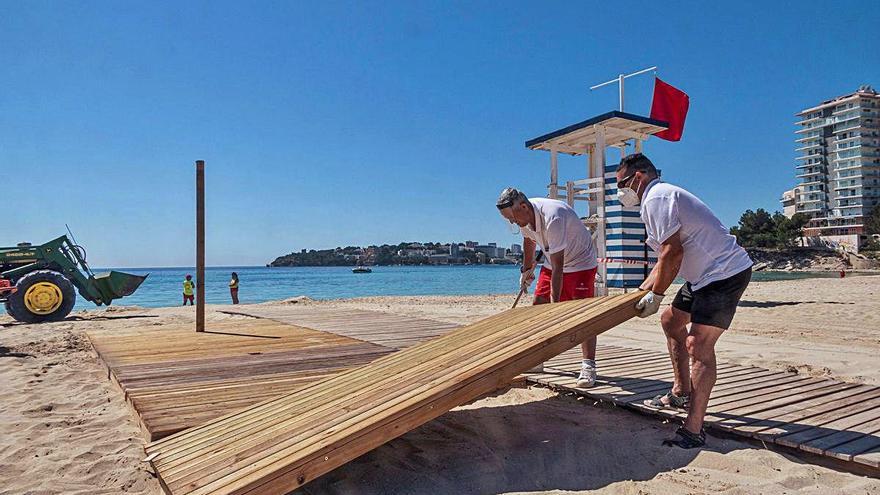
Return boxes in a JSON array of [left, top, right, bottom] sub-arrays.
[[510, 243, 522, 254], [794, 85, 880, 236]]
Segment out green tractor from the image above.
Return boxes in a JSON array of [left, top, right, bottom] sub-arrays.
[[0, 236, 147, 323]]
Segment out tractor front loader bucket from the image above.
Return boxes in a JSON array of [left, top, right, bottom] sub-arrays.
[[92, 271, 148, 304]]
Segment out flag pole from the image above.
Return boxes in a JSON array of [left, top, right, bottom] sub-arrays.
[[590, 66, 658, 112]]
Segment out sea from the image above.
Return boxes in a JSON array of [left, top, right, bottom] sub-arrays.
[[73, 265, 851, 311]]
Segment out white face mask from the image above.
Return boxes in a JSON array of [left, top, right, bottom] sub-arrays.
[[617, 187, 640, 207], [617, 174, 643, 207]]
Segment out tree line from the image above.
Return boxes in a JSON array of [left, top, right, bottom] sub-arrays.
[[731, 206, 880, 250]]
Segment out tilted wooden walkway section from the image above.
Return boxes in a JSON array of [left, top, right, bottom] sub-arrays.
[[144, 293, 643, 495]]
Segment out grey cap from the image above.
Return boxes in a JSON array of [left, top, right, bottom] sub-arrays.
[[496, 187, 528, 210]]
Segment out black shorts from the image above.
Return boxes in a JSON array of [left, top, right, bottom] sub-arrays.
[[671, 267, 752, 330]]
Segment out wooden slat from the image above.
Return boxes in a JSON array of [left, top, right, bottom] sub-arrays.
[[146, 292, 644, 494]]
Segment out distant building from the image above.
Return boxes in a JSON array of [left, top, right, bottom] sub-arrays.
[[449, 243, 460, 257], [465, 241, 478, 248], [794, 85, 880, 236], [474, 245, 497, 257], [780, 188, 799, 218], [397, 248, 426, 257], [510, 243, 522, 255]]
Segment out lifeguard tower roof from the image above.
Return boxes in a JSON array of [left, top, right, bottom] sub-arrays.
[[525, 110, 667, 155]]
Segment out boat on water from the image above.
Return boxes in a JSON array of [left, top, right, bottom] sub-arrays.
[[352, 266, 372, 273]]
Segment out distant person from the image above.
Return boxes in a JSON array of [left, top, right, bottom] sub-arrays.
[[615, 153, 752, 449], [182, 274, 195, 306], [229, 272, 240, 304], [496, 187, 600, 387]]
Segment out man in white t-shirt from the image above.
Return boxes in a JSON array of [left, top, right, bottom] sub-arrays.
[[496, 188, 600, 387], [615, 153, 752, 449]]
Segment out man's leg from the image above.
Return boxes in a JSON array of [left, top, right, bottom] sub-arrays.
[[683, 323, 725, 434], [580, 338, 596, 361], [660, 306, 692, 398]]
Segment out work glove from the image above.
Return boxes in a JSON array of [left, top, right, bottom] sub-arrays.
[[636, 291, 665, 318], [519, 268, 536, 292]]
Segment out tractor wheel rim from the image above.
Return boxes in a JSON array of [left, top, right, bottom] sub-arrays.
[[24, 282, 63, 315]]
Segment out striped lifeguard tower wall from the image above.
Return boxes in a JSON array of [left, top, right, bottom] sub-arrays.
[[525, 111, 668, 292], [604, 162, 658, 288]]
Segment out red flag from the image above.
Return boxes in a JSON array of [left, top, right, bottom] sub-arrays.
[[650, 78, 689, 142]]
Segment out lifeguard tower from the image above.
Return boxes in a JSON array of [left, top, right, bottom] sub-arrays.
[[524, 69, 669, 294]]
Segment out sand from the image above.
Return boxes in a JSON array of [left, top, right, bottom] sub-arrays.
[[1, 275, 879, 494]]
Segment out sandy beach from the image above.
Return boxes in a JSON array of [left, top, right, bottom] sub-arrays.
[[1, 275, 879, 494]]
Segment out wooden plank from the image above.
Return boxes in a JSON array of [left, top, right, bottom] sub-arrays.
[[853, 444, 880, 469], [773, 394, 880, 450], [716, 383, 872, 433], [146, 292, 644, 494], [798, 413, 880, 456]]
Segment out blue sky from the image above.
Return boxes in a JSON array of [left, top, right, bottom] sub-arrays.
[[2, 1, 878, 267]]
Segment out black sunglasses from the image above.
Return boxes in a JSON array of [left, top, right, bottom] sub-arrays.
[[617, 172, 637, 190]]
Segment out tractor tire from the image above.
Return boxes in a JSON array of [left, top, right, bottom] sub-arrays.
[[6, 270, 77, 323]]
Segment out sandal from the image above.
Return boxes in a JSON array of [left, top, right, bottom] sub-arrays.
[[662, 426, 706, 449], [643, 391, 689, 409]]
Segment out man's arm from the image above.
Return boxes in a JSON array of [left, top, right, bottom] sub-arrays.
[[549, 250, 565, 303], [634, 232, 682, 318], [646, 231, 683, 296], [522, 237, 537, 271]]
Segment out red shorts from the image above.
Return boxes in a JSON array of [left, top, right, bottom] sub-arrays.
[[534, 266, 596, 301]]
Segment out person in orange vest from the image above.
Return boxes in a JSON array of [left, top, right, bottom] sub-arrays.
[[182, 274, 195, 306], [229, 272, 240, 304]]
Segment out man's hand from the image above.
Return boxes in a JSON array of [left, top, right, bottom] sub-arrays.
[[636, 291, 665, 318], [520, 269, 536, 291]]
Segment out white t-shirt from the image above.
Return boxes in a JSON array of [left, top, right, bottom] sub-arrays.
[[640, 179, 752, 290], [521, 198, 598, 273]]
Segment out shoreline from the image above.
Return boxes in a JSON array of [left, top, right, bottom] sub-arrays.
[[65, 270, 880, 314]]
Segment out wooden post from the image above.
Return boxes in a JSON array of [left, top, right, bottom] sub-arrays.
[[196, 160, 205, 332]]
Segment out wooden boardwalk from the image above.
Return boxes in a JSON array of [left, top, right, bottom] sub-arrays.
[[87, 300, 880, 486], [532, 346, 880, 471], [145, 293, 643, 495], [86, 319, 394, 440]]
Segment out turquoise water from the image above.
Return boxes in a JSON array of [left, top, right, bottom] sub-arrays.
[[73, 265, 851, 311]]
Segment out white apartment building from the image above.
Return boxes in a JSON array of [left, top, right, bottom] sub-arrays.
[[794, 85, 880, 236]]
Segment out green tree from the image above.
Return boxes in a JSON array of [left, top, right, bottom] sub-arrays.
[[731, 209, 776, 248], [731, 209, 807, 249], [774, 212, 808, 248], [866, 205, 880, 236]]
